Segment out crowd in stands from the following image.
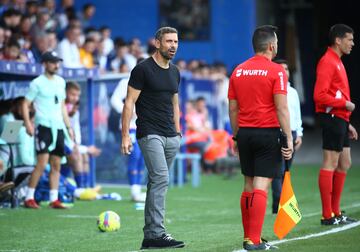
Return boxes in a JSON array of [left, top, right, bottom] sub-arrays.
[[0, 1, 237, 207], [0, 0, 147, 73], [0, 0, 230, 79]]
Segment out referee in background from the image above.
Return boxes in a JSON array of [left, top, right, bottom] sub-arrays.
[[314, 24, 358, 226]]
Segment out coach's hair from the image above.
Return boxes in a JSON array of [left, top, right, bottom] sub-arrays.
[[155, 26, 178, 41], [252, 25, 278, 53], [66, 81, 81, 91], [329, 24, 354, 45]]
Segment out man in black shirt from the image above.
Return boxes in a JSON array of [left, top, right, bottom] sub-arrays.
[[121, 27, 184, 250]]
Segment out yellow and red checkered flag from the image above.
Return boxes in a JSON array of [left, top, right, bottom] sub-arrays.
[[273, 169, 302, 239]]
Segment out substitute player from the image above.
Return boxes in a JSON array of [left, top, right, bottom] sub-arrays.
[[314, 24, 358, 225], [228, 25, 293, 250]]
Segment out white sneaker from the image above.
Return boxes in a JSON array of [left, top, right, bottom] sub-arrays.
[[132, 192, 146, 202]]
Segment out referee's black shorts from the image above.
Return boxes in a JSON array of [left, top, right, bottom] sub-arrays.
[[318, 113, 349, 152], [235, 127, 282, 178]]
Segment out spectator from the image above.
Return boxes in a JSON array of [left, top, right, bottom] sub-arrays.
[[175, 59, 187, 72], [106, 36, 124, 65], [187, 59, 200, 72], [9, 0, 26, 12], [77, 3, 95, 29], [46, 29, 58, 51], [0, 26, 5, 49], [128, 37, 143, 59], [57, 25, 82, 68], [99, 25, 113, 56], [0, 8, 22, 34], [24, 0, 38, 24], [84, 26, 101, 43], [195, 96, 211, 128], [94, 38, 107, 73], [65, 17, 83, 44], [31, 32, 49, 63], [184, 99, 212, 170], [118, 62, 129, 73], [19, 14, 32, 41], [79, 37, 96, 68], [42, 0, 57, 31], [30, 9, 50, 39], [211, 61, 230, 130], [146, 37, 156, 56], [108, 40, 136, 72], [20, 37, 34, 63], [3, 25, 12, 44], [0, 38, 28, 62], [55, 0, 75, 32]]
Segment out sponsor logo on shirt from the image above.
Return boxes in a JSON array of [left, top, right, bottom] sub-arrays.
[[236, 69, 268, 77], [278, 72, 284, 90], [335, 90, 342, 99], [325, 90, 342, 113]]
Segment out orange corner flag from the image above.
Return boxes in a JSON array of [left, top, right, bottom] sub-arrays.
[[274, 171, 302, 239]]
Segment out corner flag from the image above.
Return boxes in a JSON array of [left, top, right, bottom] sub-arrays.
[[274, 169, 302, 239]]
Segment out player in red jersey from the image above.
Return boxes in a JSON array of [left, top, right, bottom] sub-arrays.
[[228, 25, 293, 250], [313, 24, 358, 225]]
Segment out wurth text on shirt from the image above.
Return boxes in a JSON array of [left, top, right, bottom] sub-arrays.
[[235, 69, 268, 77]]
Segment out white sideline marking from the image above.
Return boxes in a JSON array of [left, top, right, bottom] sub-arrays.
[[271, 222, 360, 245], [55, 201, 360, 220], [58, 214, 97, 219], [301, 202, 360, 218], [232, 222, 360, 252]]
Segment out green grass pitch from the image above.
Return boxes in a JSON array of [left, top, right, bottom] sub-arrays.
[[1, 164, 359, 252]]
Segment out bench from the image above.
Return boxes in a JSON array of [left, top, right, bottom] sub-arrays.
[[169, 152, 201, 188]]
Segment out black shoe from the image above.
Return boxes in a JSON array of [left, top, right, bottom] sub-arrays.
[[140, 233, 185, 250], [336, 211, 357, 224], [321, 216, 341, 225], [243, 238, 278, 250]]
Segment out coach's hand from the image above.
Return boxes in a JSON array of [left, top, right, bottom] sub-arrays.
[[121, 134, 133, 155]]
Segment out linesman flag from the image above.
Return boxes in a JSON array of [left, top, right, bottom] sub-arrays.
[[274, 169, 302, 239]]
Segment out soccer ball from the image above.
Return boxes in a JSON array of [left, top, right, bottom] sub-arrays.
[[97, 211, 121, 232]]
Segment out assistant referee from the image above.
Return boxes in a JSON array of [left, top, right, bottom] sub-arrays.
[[228, 25, 293, 251]]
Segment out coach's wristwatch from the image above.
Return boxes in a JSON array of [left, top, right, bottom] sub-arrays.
[[177, 132, 183, 138]]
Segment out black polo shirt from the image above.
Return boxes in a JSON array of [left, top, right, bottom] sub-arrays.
[[128, 57, 180, 139]]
